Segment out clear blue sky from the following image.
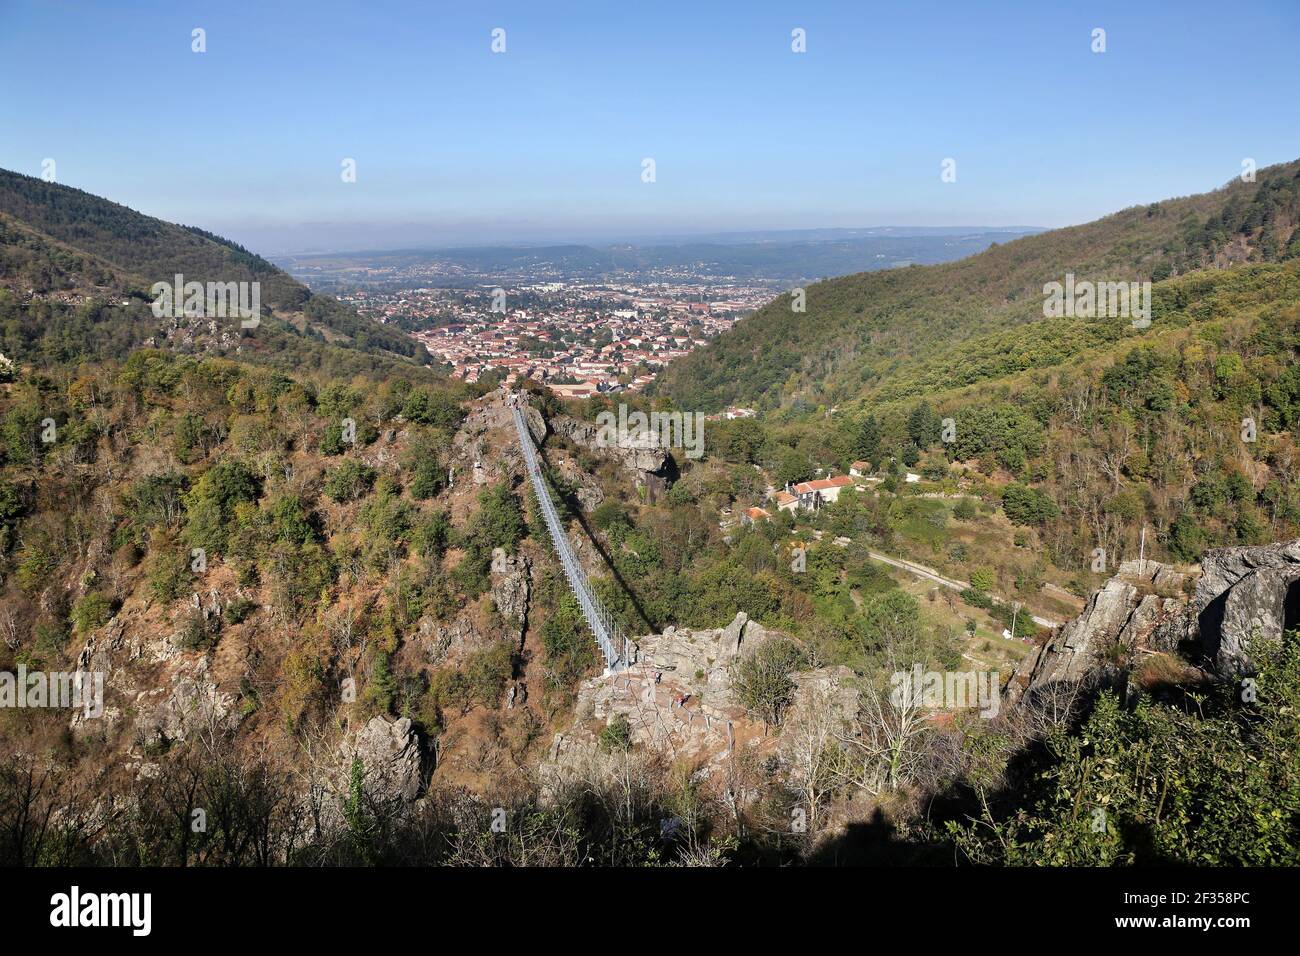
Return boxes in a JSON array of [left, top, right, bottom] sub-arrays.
[[2, 0, 1298, 254]]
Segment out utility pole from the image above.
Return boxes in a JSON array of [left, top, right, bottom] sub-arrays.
[[1011, 601, 1020, 641]]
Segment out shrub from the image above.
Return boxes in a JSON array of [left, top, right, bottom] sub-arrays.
[[324, 461, 378, 503], [599, 714, 633, 754], [71, 592, 114, 634], [732, 637, 806, 725], [463, 641, 514, 709], [175, 608, 219, 651], [223, 596, 256, 625], [147, 531, 192, 602]]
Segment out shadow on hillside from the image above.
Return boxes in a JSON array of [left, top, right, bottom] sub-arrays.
[[805, 807, 952, 866]]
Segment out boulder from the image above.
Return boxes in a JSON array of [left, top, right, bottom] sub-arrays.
[[1196, 539, 1300, 675], [340, 716, 425, 804], [1006, 565, 1191, 705]]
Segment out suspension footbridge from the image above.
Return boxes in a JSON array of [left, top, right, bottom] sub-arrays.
[[509, 395, 634, 673]]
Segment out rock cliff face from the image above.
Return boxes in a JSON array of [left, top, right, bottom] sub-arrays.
[[549, 416, 678, 499], [1005, 559, 1194, 706], [1196, 539, 1300, 675], [490, 547, 531, 641], [1007, 539, 1300, 704]]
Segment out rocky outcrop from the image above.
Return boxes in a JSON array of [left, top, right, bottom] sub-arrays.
[[418, 613, 486, 665], [540, 612, 849, 787], [1008, 538, 1300, 704], [339, 716, 426, 805], [637, 612, 775, 710], [550, 416, 678, 498], [1005, 561, 1193, 706], [490, 547, 531, 645], [140, 658, 241, 746], [1196, 539, 1300, 675]]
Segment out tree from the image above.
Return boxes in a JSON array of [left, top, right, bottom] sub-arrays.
[[850, 414, 882, 465], [323, 461, 377, 503], [184, 459, 258, 554], [907, 402, 942, 448], [732, 638, 806, 725], [1001, 482, 1059, 526]]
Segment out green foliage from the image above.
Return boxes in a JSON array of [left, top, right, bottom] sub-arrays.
[[319, 421, 347, 456], [454, 482, 527, 596], [599, 714, 633, 754], [146, 533, 191, 603], [951, 406, 1045, 474], [462, 641, 515, 709], [70, 592, 113, 635], [412, 509, 452, 561], [408, 456, 445, 500], [401, 389, 465, 431], [1168, 513, 1207, 562], [0, 477, 24, 526], [184, 459, 258, 555], [222, 596, 256, 625], [907, 401, 942, 448], [689, 561, 783, 627], [323, 460, 377, 503], [658, 160, 1300, 413], [950, 637, 1300, 865], [731, 638, 807, 725], [175, 607, 219, 651], [1000, 482, 1059, 525], [539, 592, 597, 707], [363, 649, 398, 716]]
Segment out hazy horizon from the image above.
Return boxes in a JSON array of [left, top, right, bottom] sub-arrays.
[[5, 0, 1299, 257]]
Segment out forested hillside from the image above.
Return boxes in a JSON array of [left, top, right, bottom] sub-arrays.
[[0, 169, 429, 374], [657, 160, 1300, 413], [1, 167, 1296, 870]]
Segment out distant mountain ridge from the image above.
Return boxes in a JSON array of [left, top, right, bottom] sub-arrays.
[[274, 229, 1041, 290]]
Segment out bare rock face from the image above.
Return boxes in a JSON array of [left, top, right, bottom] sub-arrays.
[[522, 405, 547, 446], [135, 658, 241, 749], [418, 612, 487, 665], [1196, 539, 1300, 675], [539, 611, 816, 788], [782, 666, 861, 737], [340, 716, 425, 805], [555, 457, 604, 512], [637, 612, 774, 710], [1006, 563, 1192, 706], [490, 547, 532, 644], [550, 416, 677, 496], [1008, 538, 1300, 703]]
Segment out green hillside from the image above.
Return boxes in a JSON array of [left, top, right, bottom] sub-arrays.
[[0, 168, 430, 376], [657, 160, 1300, 414]]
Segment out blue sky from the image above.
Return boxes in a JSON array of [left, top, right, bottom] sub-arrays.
[[2, 0, 1299, 253]]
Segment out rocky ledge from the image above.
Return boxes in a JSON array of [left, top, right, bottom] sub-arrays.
[[1007, 538, 1300, 705]]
